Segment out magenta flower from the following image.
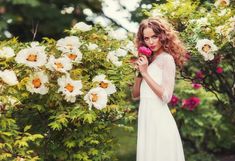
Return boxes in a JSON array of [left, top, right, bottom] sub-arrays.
[[216, 66, 223, 74], [195, 71, 205, 79], [192, 83, 202, 89], [182, 96, 200, 111], [138, 46, 152, 57], [170, 95, 179, 106]]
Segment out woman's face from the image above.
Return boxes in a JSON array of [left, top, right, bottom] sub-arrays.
[[143, 27, 162, 52]]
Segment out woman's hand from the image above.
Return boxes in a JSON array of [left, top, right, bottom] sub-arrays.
[[135, 55, 148, 75]]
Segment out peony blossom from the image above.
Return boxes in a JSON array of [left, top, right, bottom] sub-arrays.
[[56, 36, 81, 52], [46, 56, 72, 73], [57, 75, 83, 103], [108, 28, 127, 40], [0, 69, 18, 86], [15, 42, 47, 68], [182, 96, 201, 111], [196, 39, 218, 61], [84, 87, 108, 110], [192, 83, 202, 89], [214, 0, 230, 8], [170, 95, 179, 106], [92, 74, 116, 95], [0, 46, 15, 58], [138, 46, 152, 57], [26, 71, 49, 95], [195, 71, 205, 79], [216, 66, 223, 74], [72, 22, 92, 32]]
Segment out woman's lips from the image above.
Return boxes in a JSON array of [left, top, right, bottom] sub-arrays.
[[150, 46, 155, 49]]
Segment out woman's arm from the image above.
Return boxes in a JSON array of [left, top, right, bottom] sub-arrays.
[[137, 54, 176, 103], [132, 77, 143, 100]]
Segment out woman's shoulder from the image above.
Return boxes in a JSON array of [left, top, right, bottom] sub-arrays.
[[158, 52, 174, 61]]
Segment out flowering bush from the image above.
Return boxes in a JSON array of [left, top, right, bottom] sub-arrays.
[[0, 22, 136, 160]]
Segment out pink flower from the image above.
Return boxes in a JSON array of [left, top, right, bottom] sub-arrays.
[[195, 71, 205, 79], [182, 96, 200, 111], [192, 83, 202, 89], [138, 46, 152, 57], [216, 66, 223, 74], [170, 95, 179, 106]]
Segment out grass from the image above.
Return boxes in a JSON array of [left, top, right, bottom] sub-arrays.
[[112, 123, 137, 161]]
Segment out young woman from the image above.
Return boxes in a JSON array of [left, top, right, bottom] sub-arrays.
[[132, 17, 186, 161]]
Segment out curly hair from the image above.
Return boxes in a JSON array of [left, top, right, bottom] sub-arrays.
[[135, 17, 187, 68]]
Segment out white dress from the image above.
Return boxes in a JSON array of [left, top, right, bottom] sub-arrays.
[[136, 52, 185, 161]]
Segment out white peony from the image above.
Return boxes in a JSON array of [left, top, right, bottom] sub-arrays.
[[92, 74, 116, 95], [46, 56, 72, 73], [0, 69, 18, 86], [108, 28, 127, 40], [56, 36, 81, 52], [72, 22, 92, 32], [63, 48, 83, 63], [87, 43, 99, 51], [214, 0, 230, 8], [26, 71, 49, 95], [15, 42, 47, 68], [115, 48, 128, 57], [107, 51, 122, 67], [0, 47, 15, 58], [84, 87, 108, 110], [57, 75, 83, 103], [196, 39, 218, 61]]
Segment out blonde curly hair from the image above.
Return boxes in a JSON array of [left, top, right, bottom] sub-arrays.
[[135, 17, 187, 68]]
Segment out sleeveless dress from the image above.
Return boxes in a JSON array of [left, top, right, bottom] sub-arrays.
[[136, 52, 185, 161]]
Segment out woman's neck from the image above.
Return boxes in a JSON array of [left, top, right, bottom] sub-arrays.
[[151, 47, 164, 62]]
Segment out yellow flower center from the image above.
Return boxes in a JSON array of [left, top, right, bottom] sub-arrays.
[[202, 44, 211, 53], [220, 0, 228, 6], [54, 62, 64, 69], [91, 93, 98, 102], [99, 81, 108, 89], [32, 78, 41, 88], [26, 53, 37, 62], [67, 53, 77, 60], [65, 83, 74, 92]]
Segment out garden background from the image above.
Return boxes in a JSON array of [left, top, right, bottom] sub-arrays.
[[0, 0, 234, 161]]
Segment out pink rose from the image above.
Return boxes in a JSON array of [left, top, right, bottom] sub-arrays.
[[182, 96, 200, 111], [216, 66, 223, 74], [138, 46, 152, 57]]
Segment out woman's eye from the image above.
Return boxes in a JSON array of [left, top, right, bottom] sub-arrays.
[[144, 37, 149, 41], [152, 36, 158, 39]]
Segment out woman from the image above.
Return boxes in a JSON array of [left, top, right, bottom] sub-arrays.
[[132, 17, 186, 161]]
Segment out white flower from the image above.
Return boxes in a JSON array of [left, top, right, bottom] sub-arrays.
[[196, 39, 218, 61], [63, 48, 83, 63], [0, 69, 18, 86], [108, 28, 127, 40], [115, 48, 128, 57], [72, 22, 92, 32], [26, 71, 49, 95], [0, 47, 15, 58], [61, 6, 74, 14], [107, 51, 122, 67], [46, 56, 72, 73], [84, 87, 108, 110], [150, 9, 163, 17], [57, 75, 83, 103], [214, 0, 230, 8], [15, 42, 47, 68], [87, 43, 99, 51], [125, 41, 137, 56], [56, 36, 81, 52], [92, 74, 116, 95]]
